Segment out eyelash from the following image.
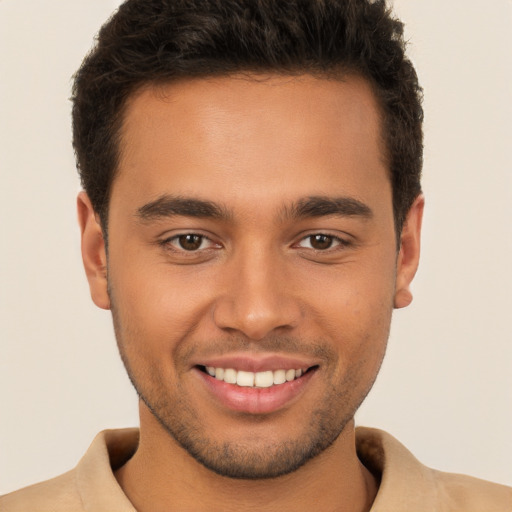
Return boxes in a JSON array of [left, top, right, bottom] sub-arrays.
[[160, 233, 219, 253], [159, 232, 351, 253], [295, 233, 351, 251]]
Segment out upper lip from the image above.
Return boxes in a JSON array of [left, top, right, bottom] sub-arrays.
[[195, 354, 319, 373]]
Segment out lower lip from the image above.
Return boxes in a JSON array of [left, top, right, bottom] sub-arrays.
[[195, 368, 316, 414]]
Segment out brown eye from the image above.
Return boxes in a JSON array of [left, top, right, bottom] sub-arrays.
[[177, 234, 204, 251], [309, 234, 334, 250]]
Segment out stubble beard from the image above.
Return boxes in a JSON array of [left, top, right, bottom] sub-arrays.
[[109, 296, 388, 480], [140, 382, 355, 479]]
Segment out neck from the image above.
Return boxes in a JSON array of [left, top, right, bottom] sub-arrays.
[[115, 404, 377, 512]]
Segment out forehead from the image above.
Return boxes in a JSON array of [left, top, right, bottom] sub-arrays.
[[113, 73, 389, 219]]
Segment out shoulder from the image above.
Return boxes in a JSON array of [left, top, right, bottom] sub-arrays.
[[431, 469, 512, 512], [0, 470, 84, 512], [0, 428, 139, 512], [356, 426, 512, 512]]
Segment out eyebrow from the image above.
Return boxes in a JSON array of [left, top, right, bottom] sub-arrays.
[[282, 196, 373, 220], [136, 194, 372, 223], [136, 195, 231, 221]]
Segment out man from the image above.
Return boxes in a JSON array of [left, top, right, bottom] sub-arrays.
[[1, 0, 510, 510]]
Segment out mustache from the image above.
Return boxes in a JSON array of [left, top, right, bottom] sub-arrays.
[[177, 335, 336, 362], [109, 291, 337, 363]]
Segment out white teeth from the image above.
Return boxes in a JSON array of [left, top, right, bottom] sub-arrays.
[[224, 368, 237, 384], [205, 366, 308, 387], [273, 369, 286, 385], [254, 371, 274, 388], [237, 370, 255, 387]]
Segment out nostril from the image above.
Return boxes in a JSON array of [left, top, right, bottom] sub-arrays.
[[212, 294, 302, 341]]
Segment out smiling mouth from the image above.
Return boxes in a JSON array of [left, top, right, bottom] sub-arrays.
[[198, 365, 317, 388]]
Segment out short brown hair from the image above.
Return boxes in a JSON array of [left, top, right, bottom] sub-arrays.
[[72, 0, 423, 235]]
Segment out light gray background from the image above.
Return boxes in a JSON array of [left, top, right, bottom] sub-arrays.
[[1, 0, 511, 493]]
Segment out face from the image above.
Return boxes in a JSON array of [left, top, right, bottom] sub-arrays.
[[79, 74, 422, 479]]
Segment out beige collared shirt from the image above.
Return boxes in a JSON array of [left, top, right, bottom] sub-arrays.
[[1, 427, 510, 511]]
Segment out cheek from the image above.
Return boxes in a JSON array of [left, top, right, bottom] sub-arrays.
[[299, 254, 396, 360], [107, 254, 217, 354], [301, 254, 396, 320]]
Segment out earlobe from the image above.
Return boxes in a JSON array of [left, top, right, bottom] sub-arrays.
[[77, 191, 110, 310], [394, 194, 424, 309]]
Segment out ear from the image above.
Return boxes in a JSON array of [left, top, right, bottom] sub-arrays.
[[394, 194, 424, 309], [77, 191, 110, 310]]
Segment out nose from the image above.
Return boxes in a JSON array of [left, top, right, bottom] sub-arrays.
[[212, 247, 302, 340]]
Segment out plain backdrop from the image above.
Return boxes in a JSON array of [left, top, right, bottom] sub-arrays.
[[1, 0, 511, 494]]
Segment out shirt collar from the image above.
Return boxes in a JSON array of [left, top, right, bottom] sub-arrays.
[[75, 426, 438, 511]]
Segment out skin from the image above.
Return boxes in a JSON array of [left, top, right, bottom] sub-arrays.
[[78, 74, 423, 512]]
